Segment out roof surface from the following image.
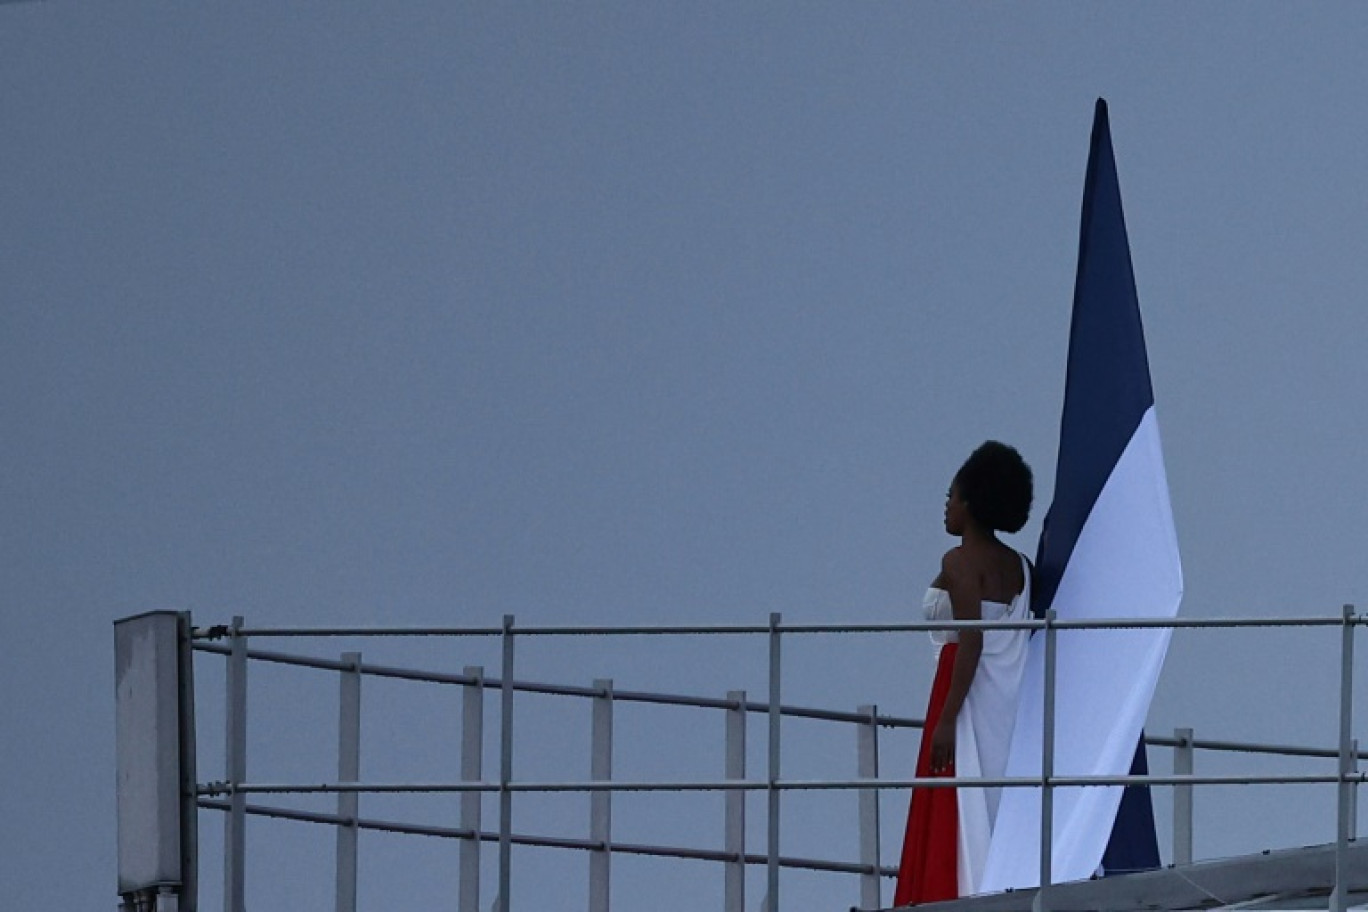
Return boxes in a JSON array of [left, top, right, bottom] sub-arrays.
[[877, 840, 1367, 912]]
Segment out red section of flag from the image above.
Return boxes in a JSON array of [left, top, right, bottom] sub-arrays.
[[895, 643, 961, 905]]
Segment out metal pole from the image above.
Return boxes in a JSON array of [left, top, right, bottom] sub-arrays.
[[856, 704, 881, 911], [459, 666, 484, 912], [1033, 608, 1057, 912], [1330, 604, 1355, 912], [1173, 726, 1194, 865], [175, 611, 199, 912], [724, 690, 746, 912], [498, 615, 515, 912], [335, 652, 361, 912], [766, 612, 782, 912], [589, 679, 613, 912], [1350, 737, 1359, 839], [224, 615, 247, 912]]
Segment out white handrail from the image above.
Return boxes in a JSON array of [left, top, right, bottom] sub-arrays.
[[119, 608, 1362, 912]]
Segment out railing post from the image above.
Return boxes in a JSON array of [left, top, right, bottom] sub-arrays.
[[176, 612, 199, 912], [766, 612, 782, 912], [724, 690, 746, 912], [1033, 608, 1057, 912], [1173, 726, 1194, 865], [1331, 604, 1355, 912], [588, 679, 613, 912], [335, 652, 361, 912], [497, 614, 515, 912], [856, 704, 881, 910], [1350, 737, 1359, 839], [224, 615, 247, 912], [460, 666, 485, 912]]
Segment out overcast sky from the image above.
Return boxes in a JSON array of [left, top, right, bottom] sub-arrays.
[[4, 4, 1368, 910]]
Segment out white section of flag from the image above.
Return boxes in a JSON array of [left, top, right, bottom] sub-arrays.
[[979, 408, 1183, 892]]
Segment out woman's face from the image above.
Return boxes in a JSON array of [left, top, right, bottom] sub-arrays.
[[944, 482, 969, 536]]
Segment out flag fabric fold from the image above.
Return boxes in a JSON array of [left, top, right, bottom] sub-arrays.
[[978, 98, 1183, 893]]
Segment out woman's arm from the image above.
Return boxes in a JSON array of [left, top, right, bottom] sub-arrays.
[[930, 547, 982, 773]]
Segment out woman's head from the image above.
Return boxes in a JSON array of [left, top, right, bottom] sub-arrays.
[[952, 441, 1033, 534]]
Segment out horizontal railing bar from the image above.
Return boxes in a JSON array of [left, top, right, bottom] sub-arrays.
[[200, 771, 1368, 797], [191, 644, 1367, 760], [194, 643, 426, 678], [198, 798, 480, 838], [180, 611, 1362, 902], [191, 642, 929, 729], [1143, 733, 1364, 760], [778, 616, 1365, 633], [195, 625, 507, 639], [194, 614, 1365, 640], [196, 799, 899, 877], [775, 772, 1368, 788]]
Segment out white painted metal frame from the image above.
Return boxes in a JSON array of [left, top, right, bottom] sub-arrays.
[[122, 608, 1368, 912], [856, 702, 882, 910], [459, 665, 483, 912], [589, 678, 613, 912], [1332, 604, 1356, 912], [335, 652, 361, 912], [1036, 608, 1058, 912], [725, 689, 747, 912], [1172, 726, 1194, 866], [223, 615, 246, 912]]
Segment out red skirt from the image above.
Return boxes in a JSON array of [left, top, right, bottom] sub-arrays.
[[894, 643, 959, 905]]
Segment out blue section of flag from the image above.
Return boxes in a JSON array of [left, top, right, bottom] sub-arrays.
[[1033, 98, 1162, 875], [1102, 739, 1161, 875], [1032, 98, 1154, 621]]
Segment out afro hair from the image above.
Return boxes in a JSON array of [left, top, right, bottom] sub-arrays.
[[954, 441, 1033, 534]]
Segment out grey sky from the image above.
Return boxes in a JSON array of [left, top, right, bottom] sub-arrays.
[[4, 4, 1368, 909]]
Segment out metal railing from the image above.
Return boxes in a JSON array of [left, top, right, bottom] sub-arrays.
[[114, 608, 1366, 912]]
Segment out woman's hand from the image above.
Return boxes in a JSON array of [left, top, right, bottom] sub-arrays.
[[930, 717, 955, 774]]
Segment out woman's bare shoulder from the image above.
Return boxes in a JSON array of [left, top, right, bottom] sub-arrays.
[[939, 546, 978, 586], [940, 545, 969, 573]]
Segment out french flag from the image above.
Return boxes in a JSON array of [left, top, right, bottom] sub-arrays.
[[979, 99, 1184, 891]]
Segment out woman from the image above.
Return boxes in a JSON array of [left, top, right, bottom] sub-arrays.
[[895, 441, 1034, 905]]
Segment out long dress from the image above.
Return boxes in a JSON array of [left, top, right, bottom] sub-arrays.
[[895, 553, 1032, 904]]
